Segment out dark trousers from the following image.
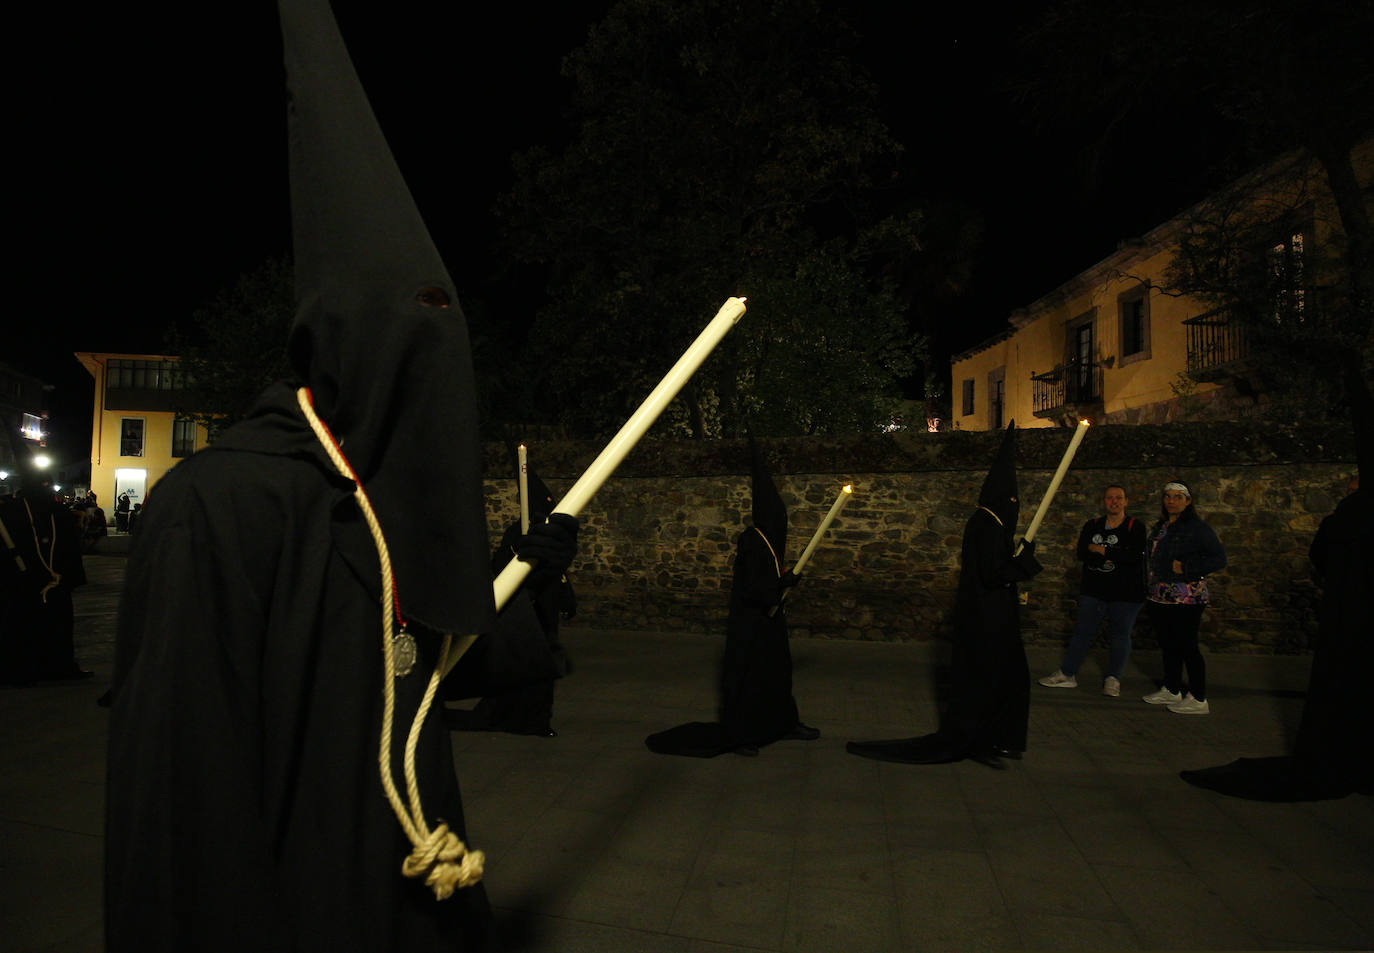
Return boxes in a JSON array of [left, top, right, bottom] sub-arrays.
[[1149, 601, 1206, 701]]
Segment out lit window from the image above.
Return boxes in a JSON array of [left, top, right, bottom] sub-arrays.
[[1269, 231, 1305, 324], [120, 418, 145, 457], [172, 418, 196, 458], [1119, 293, 1151, 363]]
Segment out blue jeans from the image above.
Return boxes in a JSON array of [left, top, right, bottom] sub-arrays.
[[1061, 595, 1142, 679]]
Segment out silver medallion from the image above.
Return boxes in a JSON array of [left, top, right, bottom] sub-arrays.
[[392, 626, 417, 679]]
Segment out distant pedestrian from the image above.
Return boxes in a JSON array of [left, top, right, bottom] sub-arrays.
[[1039, 484, 1146, 696], [114, 492, 131, 532], [1141, 481, 1226, 714]]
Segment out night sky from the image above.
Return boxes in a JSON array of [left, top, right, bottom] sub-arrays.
[[16, 1, 1244, 462]]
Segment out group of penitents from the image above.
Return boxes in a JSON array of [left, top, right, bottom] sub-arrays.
[[98, 1, 1370, 951]]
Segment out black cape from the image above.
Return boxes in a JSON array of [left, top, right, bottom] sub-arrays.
[[105, 387, 541, 951], [0, 491, 86, 684], [646, 527, 801, 756], [1181, 489, 1374, 800], [449, 521, 574, 736], [848, 506, 1040, 764]]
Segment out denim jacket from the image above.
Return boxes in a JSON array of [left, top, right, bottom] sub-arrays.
[[1147, 517, 1227, 584]]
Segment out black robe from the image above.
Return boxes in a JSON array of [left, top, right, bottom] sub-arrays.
[[646, 527, 800, 756], [1181, 490, 1374, 800], [848, 507, 1039, 764], [719, 527, 800, 746], [452, 522, 572, 735], [105, 386, 536, 952], [0, 493, 86, 684]]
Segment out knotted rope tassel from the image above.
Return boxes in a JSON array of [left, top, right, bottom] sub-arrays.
[[297, 387, 484, 897]]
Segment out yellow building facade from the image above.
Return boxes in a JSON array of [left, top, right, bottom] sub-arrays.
[[75, 353, 210, 511], [952, 140, 1373, 430]]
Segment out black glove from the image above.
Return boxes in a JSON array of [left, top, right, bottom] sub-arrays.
[[517, 513, 579, 588], [1013, 539, 1042, 576], [779, 569, 801, 589]]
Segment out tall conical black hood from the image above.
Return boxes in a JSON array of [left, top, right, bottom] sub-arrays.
[[278, 0, 493, 636], [977, 421, 1019, 533], [749, 437, 787, 560]]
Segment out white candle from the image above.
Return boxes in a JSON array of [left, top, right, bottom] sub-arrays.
[[517, 444, 529, 535], [771, 483, 852, 615], [792, 484, 853, 576], [444, 297, 748, 675], [1016, 418, 1089, 555]]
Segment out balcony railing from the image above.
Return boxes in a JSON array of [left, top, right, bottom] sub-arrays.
[[1031, 361, 1102, 417], [1183, 310, 1250, 378]]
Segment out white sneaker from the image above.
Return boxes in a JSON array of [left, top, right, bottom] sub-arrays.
[[1142, 687, 1183, 705], [1168, 693, 1210, 715], [1102, 676, 1121, 697], [1038, 670, 1077, 688]]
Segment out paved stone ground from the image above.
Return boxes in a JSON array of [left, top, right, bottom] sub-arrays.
[[3, 554, 1372, 951]]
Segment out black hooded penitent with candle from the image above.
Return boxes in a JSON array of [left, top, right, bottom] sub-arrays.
[[645, 438, 815, 756], [1180, 361, 1374, 801], [104, 0, 539, 947], [847, 422, 1042, 766]]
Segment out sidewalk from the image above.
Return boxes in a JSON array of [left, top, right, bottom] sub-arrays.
[[4, 555, 1371, 951]]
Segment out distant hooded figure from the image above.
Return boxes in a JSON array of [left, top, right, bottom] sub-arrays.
[[104, 1, 573, 949], [718, 438, 817, 753], [1181, 361, 1373, 800], [646, 439, 818, 757], [448, 463, 575, 737], [848, 422, 1042, 766], [0, 450, 90, 685]]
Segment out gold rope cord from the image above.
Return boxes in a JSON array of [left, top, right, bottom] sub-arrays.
[[296, 387, 483, 898], [751, 526, 782, 578], [22, 500, 61, 603]]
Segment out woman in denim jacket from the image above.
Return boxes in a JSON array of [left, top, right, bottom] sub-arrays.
[[1142, 481, 1227, 714]]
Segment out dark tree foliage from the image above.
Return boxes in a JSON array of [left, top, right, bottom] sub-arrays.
[[167, 257, 294, 441], [499, 0, 923, 438], [1015, 0, 1374, 417]]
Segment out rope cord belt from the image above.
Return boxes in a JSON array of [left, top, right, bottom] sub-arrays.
[[23, 500, 61, 603], [296, 387, 484, 898], [752, 526, 781, 578]]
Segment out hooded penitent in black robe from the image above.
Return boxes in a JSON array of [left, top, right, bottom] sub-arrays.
[[449, 468, 575, 736], [847, 423, 1041, 766], [1180, 364, 1373, 800], [646, 440, 808, 756], [105, 1, 544, 948], [0, 465, 88, 685]]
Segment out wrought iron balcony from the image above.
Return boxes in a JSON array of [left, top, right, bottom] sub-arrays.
[[1183, 309, 1250, 380], [1031, 361, 1102, 417]]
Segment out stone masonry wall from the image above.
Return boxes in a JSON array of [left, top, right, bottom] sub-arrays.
[[482, 421, 1358, 655]]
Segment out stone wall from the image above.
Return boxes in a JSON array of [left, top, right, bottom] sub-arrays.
[[482, 421, 1358, 655]]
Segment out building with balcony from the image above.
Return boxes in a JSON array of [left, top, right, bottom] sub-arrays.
[[74, 353, 210, 511], [951, 138, 1372, 430]]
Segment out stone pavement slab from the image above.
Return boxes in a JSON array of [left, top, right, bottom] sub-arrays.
[[2, 554, 1371, 951]]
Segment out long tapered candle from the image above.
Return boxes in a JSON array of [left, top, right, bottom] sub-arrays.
[[518, 444, 529, 535], [771, 483, 853, 615], [1015, 418, 1089, 555], [443, 297, 748, 676], [793, 484, 853, 576]]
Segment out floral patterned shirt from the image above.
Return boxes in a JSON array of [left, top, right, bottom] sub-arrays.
[[1147, 522, 1210, 605]]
